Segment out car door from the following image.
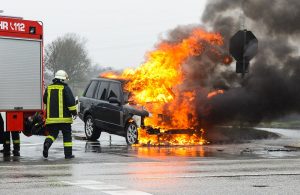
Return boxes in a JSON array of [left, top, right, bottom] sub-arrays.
[[93, 81, 110, 130], [80, 80, 99, 120], [102, 82, 124, 134]]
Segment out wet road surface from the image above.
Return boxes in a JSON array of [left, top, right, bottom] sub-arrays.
[[1, 120, 300, 194]]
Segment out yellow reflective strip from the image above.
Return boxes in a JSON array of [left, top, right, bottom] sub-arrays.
[[46, 117, 73, 124], [13, 140, 20, 144], [5, 141, 10, 144], [68, 105, 77, 111], [59, 88, 63, 118], [46, 135, 55, 142], [47, 88, 51, 118], [64, 142, 73, 147], [48, 85, 64, 90]]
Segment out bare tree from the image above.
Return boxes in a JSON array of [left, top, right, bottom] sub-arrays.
[[45, 33, 91, 89]]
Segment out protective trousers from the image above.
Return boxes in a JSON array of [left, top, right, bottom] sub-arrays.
[[3, 131, 20, 156], [43, 124, 73, 157]]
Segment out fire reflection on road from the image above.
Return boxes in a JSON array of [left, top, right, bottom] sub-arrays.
[[134, 146, 207, 158], [84, 140, 213, 158]]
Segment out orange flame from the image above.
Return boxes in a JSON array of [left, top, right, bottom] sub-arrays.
[[223, 55, 233, 65], [100, 72, 120, 79], [102, 28, 225, 145], [207, 90, 224, 99]]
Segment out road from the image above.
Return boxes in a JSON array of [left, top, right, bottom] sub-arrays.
[[1, 120, 300, 195]]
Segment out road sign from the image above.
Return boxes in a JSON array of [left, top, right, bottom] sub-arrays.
[[229, 30, 258, 76]]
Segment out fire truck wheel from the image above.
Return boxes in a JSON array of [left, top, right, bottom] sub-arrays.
[[85, 115, 101, 141], [125, 121, 138, 145]]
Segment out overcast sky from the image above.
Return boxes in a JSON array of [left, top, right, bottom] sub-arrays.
[[1, 0, 207, 69]]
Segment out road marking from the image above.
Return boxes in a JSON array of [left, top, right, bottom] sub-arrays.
[[103, 190, 153, 195], [62, 180, 152, 195], [81, 185, 125, 190], [63, 180, 103, 185]]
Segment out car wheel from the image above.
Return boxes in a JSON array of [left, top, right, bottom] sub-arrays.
[[125, 121, 138, 145], [85, 115, 101, 141]]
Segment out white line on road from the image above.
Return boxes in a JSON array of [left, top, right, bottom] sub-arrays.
[[103, 190, 153, 195], [62, 180, 152, 195]]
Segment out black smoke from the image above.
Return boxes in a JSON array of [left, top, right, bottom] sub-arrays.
[[166, 0, 300, 125], [202, 0, 300, 125]]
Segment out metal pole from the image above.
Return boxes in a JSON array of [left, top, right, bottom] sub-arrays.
[[242, 30, 246, 78]]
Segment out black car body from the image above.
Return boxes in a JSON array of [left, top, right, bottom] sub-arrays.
[[78, 78, 149, 145]]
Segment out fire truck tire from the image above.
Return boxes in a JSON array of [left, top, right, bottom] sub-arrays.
[[125, 121, 138, 145], [84, 115, 101, 141]]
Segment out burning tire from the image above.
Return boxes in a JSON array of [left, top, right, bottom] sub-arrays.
[[85, 115, 101, 141], [125, 121, 138, 145]]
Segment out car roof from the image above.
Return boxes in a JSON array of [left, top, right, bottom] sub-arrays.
[[91, 77, 127, 84]]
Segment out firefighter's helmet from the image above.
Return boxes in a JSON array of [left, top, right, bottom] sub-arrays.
[[55, 70, 69, 80]]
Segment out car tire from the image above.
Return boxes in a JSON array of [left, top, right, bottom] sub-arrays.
[[85, 115, 101, 141], [125, 121, 138, 145]]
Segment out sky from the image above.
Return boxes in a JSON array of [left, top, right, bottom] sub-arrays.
[[1, 0, 207, 69]]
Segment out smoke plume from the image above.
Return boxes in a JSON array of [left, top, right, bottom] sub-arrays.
[[167, 0, 300, 125]]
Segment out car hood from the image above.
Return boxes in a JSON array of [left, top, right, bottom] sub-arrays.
[[123, 104, 149, 117]]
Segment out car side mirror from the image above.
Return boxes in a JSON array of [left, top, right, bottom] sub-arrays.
[[109, 97, 121, 105]]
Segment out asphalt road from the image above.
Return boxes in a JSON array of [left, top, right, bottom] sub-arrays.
[[1, 120, 300, 195]]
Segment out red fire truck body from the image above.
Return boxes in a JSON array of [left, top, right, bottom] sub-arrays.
[[0, 16, 44, 131]]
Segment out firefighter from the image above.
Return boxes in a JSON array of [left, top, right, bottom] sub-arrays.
[[43, 70, 77, 159], [0, 114, 20, 157]]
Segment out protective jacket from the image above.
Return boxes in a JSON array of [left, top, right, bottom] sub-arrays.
[[43, 79, 77, 124]]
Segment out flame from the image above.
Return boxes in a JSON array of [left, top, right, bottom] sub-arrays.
[[223, 55, 233, 65], [100, 72, 120, 79], [136, 128, 207, 146], [207, 90, 224, 99], [102, 28, 225, 145]]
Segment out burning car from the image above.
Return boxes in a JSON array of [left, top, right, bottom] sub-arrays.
[[79, 28, 229, 146], [95, 28, 227, 146], [78, 78, 149, 145]]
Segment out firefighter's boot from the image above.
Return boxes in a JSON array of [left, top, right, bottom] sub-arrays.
[[11, 132, 20, 156], [3, 146, 10, 157], [13, 141, 20, 156], [43, 141, 51, 158], [64, 147, 74, 159], [3, 133, 11, 157], [13, 151, 20, 157]]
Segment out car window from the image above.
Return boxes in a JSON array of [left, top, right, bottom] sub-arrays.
[[97, 81, 109, 100], [85, 81, 98, 98], [108, 83, 121, 101]]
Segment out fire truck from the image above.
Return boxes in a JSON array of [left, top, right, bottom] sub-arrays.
[[0, 15, 44, 133]]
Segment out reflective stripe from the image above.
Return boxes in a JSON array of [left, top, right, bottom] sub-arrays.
[[46, 84, 73, 124], [5, 141, 10, 144], [48, 85, 64, 90], [13, 140, 20, 144], [47, 135, 56, 142], [68, 105, 77, 111], [46, 117, 73, 124], [58, 88, 63, 118], [47, 87, 51, 119], [48, 85, 64, 118], [64, 142, 73, 147]]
